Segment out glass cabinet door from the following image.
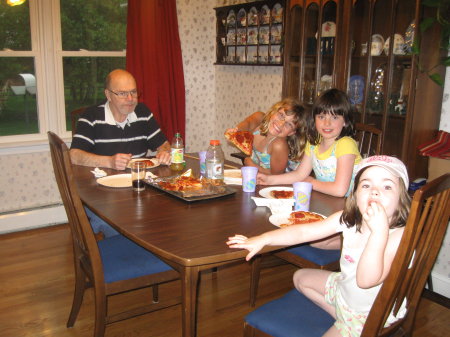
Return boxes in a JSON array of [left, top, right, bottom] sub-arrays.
[[348, 0, 416, 157], [283, 0, 338, 106]]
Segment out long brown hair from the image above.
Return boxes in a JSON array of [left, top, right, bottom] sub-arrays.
[[339, 166, 411, 232]]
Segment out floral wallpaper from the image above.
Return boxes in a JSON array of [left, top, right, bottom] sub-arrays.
[[0, 0, 447, 287], [0, 151, 60, 213]]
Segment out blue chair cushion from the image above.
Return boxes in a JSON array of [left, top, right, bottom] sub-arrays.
[[98, 235, 174, 283], [245, 289, 334, 337], [286, 245, 340, 266]]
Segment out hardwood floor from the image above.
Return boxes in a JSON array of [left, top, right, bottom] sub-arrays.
[[0, 224, 448, 337]]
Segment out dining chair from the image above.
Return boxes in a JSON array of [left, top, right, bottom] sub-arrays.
[[354, 122, 382, 158], [244, 173, 450, 337], [249, 241, 341, 306], [47, 131, 181, 337], [230, 151, 247, 165], [70, 106, 86, 137]]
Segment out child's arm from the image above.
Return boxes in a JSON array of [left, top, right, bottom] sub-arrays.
[[269, 139, 290, 174], [243, 156, 272, 175], [227, 211, 342, 261], [235, 111, 265, 132], [305, 153, 356, 197], [257, 152, 313, 185], [356, 202, 404, 288]]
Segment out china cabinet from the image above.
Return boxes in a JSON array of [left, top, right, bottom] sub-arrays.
[[282, 0, 446, 180], [215, 0, 286, 65]]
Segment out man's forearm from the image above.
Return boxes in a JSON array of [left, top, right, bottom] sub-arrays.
[[69, 148, 111, 168]]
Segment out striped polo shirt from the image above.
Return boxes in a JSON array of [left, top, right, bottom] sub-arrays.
[[71, 102, 167, 158]]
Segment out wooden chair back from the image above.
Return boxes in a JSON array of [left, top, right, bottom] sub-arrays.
[[47, 131, 180, 337], [354, 122, 382, 157], [361, 173, 450, 336], [70, 107, 86, 137]]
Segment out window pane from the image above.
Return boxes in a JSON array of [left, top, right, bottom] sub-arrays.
[[0, 1, 31, 51], [63, 56, 126, 131], [0, 57, 38, 136], [60, 0, 127, 51]]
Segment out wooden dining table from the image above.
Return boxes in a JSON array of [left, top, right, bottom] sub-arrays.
[[72, 155, 345, 337]]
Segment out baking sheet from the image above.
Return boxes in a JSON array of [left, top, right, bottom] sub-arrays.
[[144, 180, 236, 202]]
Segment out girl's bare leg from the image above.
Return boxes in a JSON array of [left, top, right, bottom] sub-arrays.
[[293, 268, 336, 318]]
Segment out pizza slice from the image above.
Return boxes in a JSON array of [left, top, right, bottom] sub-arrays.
[[224, 130, 254, 156], [280, 211, 325, 227], [270, 190, 294, 199]]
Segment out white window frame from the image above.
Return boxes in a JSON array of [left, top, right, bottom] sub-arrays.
[[0, 0, 126, 153]]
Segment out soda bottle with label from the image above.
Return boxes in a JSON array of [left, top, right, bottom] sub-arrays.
[[170, 132, 184, 171]]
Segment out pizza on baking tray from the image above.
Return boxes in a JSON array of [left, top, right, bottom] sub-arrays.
[[270, 190, 294, 199], [280, 211, 325, 227], [158, 176, 203, 192], [224, 130, 253, 156]]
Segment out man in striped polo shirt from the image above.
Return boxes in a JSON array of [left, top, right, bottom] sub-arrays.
[[70, 68, 171, 170], [70, 69, 172, 237]]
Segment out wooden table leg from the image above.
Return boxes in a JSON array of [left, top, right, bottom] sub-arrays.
[[181, 266, 201, 337]]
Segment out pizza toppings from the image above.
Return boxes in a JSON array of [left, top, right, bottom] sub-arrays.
[[280, 211, 325, 227], [141, 159, 155, 167], [270, 190, 294, 199], [158, 176, 203, 192], [224, 130, 253, 156]]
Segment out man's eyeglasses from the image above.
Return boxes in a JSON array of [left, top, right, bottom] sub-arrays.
[[107, 89, 139, 99]]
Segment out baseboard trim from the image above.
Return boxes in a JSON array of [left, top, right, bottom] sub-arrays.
[[0, 205, 67, 234], [428, 271, 450, 299]]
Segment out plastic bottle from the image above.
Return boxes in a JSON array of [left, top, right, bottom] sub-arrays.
[[170, 132, 184, 171], [205, 140, 224, 182]]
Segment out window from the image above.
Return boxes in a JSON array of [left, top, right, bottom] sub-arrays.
[[0, 0, 126, 146]]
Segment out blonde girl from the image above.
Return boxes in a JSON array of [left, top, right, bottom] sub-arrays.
[[226, 98, 306, 175]]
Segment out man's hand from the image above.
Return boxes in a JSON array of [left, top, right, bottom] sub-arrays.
[[156, 141, 172, 165], [110, 153, 132, 170], [156, 150, 171, 165]]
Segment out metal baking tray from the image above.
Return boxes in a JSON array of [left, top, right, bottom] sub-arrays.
[[144, 180, 236, 202]]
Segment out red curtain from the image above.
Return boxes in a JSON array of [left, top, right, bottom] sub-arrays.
[[126, 0, 185, 141]]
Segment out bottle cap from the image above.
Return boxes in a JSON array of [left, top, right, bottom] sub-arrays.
[[210, 140, 220, 146]]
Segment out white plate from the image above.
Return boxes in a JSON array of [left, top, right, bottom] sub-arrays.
[[371, 34, 384, 56], [269, 212, 325, 227], [224, 169, 242, 185], [259, 186, 294, 199], [97, 174, 132, 188], [127, 158, 160, 169], [384, 34, 405, 55]]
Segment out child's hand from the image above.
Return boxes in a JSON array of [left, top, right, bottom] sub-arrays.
[[225, 127, 239, 134], [362, 201, 389, 234], [257, 172, 270, 185], [226, 234, 266, 261]]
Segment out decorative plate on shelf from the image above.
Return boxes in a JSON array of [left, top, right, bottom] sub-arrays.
[[370, 34, 384, 56], [271, 3, 283, 23], [237, 8, 246, 27], [321, 21, 336, 37], [260, 5, 270, 24], [270, 25, 281, 44], [227, 10, 236, 27], [248, 7, 258, 26], [348, 75, 365, 105], [259, 27, 269, 44], [384, 34, 405, 55]]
